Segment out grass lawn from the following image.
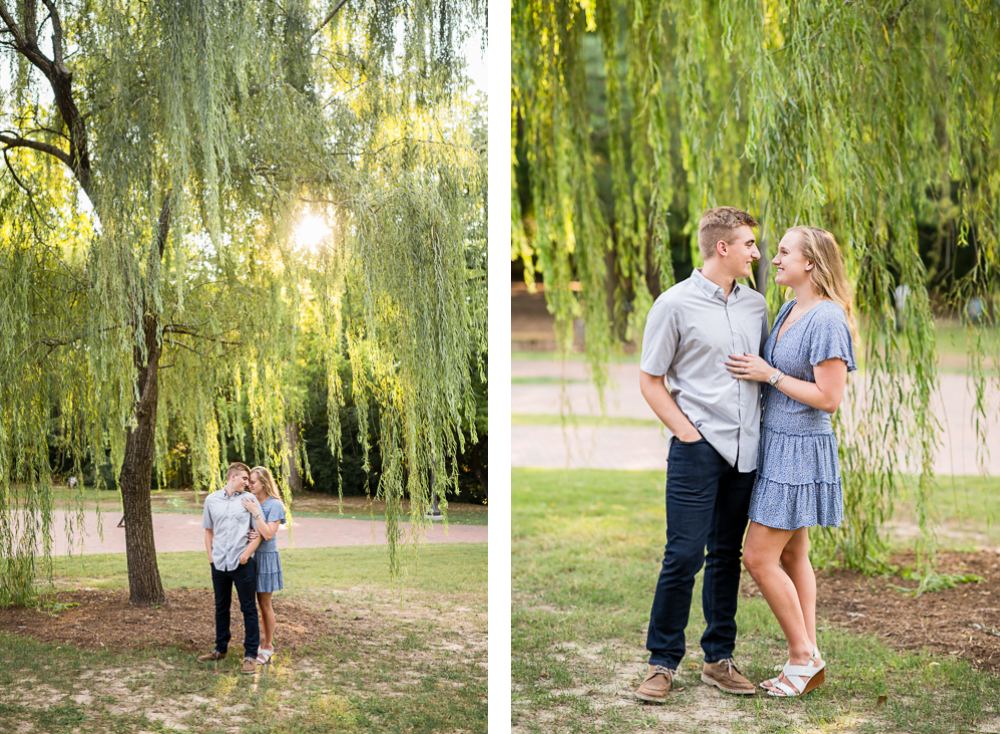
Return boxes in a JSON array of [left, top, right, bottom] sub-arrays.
[[512, 468, 1000, 733], [934, 320, 1000, 370], [511, 351, 641, 363], [893, 474, 1000, 550], [3, 544, 487, 734], [511, 414, 662, 429], [49, 544, 487, 596]]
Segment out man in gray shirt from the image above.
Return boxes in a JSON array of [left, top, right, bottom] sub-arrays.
[[635, 207, 769, 703], [197, 461, 262, 674]]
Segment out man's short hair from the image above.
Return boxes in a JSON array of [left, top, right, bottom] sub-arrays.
[[226, 462, 251, 479], [697, 207, 759, 260]]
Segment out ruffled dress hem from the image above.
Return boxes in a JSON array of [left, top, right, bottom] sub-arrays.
[[748, 476, 844, 530], [255, 550, 284, 592]]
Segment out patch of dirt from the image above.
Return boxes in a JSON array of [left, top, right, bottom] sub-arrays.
[[515, 646, 749, 734], [0, 589, 333, 653], [742, 550, 1000, 673]]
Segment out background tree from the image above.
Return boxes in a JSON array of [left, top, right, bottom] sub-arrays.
[[512, 0, 999, 589], [0, 0, 486, 606]]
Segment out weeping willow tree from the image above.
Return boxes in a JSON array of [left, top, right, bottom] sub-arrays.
[[0, 0, 486, 607], [512, 0, 999, 589]]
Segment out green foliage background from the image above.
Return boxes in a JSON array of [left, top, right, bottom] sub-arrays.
[[512, 0, 1000, 585]]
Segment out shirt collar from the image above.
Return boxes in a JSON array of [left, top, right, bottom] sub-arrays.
[[692, 268, 741, 301]]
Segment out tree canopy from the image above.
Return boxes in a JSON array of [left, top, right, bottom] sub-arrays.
[[512, 0, 999, 589], [1, 0, 487, 606]]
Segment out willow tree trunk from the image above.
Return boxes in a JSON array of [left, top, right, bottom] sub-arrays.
[[118, 314, 166, 607], [470, 446, 487, 500], [285, 422, 302, 493]]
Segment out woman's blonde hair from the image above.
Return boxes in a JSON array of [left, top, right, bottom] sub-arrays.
[[250, 466, 283, 505], [786, 226, 859, 345]]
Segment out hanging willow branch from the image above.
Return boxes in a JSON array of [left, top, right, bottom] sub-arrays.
[[512, 0, 1000, 586], [1, 0, 486, 606]]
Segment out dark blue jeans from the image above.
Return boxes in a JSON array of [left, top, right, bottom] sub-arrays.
[[210, 559, 259, 660], [646, 437, 754, 668]]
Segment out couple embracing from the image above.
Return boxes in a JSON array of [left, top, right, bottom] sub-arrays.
[[636, 207, 857, 701], [197, 462, 288, 674]]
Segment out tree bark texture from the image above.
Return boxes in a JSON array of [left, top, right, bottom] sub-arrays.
[[119, 313, 166, 607], [284, 422, 302, 493], [470, 442, 487, 499]]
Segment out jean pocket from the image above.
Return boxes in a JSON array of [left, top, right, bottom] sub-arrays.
[[672, 436, 707, 446]]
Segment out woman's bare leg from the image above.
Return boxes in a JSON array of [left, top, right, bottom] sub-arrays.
[[257, 592, 275, 651], [742, 522, 814, 672], [780, 528, 817, 653]]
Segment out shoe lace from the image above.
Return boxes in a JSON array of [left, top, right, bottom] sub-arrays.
[[717, 658, 740, 677], [651, 665, 676, 680]]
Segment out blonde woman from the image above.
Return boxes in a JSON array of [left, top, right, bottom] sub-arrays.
[[242, 466, 287, 664], [727, 226, 857, 697]]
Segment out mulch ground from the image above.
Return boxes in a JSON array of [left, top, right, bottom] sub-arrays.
[[0, 589, 338, 654], [743, 550, 1000, 673]]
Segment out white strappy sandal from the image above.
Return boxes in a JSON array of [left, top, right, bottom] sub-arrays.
[[761, 648, 822, 692], [256, 647, 275, 665], [766, 650, 825, 697]]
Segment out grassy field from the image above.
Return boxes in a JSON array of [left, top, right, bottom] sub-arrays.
[[48, 544, 487, 596], [512, 468, 1000, 733], [3, 543, 487, 734], [893, 474, 1000, 550], [511, 414, 662, 429], [935, 320, 1000, 359]]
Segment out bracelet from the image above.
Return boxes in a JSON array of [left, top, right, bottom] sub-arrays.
[[253, 514, 261, 520], [774, 372, 787, 387]]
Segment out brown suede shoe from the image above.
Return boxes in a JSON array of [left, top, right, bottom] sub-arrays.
[[635, 665, 675, 703], [197, 650, 227, 662], [240, 657, 257, 674], [701, 658, 755, 695]]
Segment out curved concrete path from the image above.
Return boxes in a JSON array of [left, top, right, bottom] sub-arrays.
[[35, 511, 487, 556], [512, 360, 1000, 475]]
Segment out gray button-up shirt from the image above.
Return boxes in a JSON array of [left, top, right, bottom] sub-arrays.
[[202, 489, 254, 572], [640, 269, 770, 472]]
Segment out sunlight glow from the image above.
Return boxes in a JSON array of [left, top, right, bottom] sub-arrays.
[[294, 214, 331, 252]]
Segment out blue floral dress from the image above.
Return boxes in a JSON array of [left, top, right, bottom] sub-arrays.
[[254, 497, 286, 592], [747, 300, 857, 530]]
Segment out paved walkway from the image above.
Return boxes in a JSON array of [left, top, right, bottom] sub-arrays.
[[36, 511, 487, 556], [512, 360, 1000, 475]]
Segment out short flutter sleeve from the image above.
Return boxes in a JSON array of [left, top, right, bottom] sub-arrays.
[[263, 498, 287, 524], [808, 304, 857, 372]]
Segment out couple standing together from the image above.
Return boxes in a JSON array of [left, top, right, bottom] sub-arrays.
[[197, 462, 288, 674], [636, 207, 857, 701]]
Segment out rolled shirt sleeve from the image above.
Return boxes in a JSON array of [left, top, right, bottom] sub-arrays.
[[640, 298, 679, 376]]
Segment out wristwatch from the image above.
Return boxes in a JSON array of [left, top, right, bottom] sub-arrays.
[[768, 370, 785, 386]]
